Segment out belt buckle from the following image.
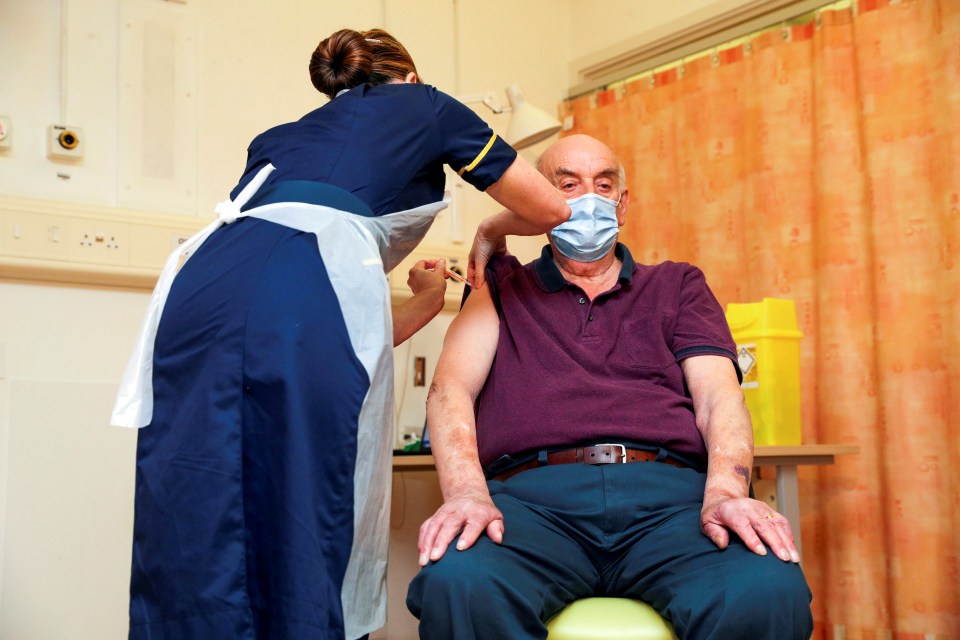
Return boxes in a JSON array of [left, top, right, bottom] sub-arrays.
[[595, 443, 627, 464]]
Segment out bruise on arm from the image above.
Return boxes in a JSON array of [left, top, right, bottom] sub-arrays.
[[735, 464, 752, 486], [681, 355, 755, 504]]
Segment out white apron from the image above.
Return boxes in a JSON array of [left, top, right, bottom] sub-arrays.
[[112, 164, 448, 638]]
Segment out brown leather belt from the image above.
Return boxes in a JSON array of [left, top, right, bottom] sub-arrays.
[[492, 444, 685, 482]]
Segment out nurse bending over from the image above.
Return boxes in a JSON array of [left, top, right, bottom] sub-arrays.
[[112, 27, 569, 640]]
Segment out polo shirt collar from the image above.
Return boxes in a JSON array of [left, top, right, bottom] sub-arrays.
[[533, 243, 636, 292]]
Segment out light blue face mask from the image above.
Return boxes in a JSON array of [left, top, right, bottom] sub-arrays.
[[549, 192, 621, 262]]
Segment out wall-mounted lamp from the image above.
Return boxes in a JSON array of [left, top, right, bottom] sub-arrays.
[[458, 83, 562, 149]]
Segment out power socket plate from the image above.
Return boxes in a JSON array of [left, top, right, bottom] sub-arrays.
[[47, 124, 84, 160]]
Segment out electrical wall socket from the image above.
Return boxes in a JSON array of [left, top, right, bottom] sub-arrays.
[[0, 116, 11, 149], [47, 124, 84, 160], [1, 209, 129, 266], [0, 200, 209, 288]]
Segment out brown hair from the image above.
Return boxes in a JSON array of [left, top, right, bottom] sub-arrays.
[[309, 28, 421, 100]]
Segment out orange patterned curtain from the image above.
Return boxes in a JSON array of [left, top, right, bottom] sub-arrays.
[[562, 1, 959, 637]]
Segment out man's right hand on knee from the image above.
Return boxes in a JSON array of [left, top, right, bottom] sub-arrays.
[[418, 493, 504, 566]]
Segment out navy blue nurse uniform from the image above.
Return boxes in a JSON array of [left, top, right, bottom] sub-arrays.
[[125, 83, 517, 640]]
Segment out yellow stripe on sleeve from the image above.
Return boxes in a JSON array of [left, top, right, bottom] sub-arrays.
[[457, 132, 498, 176]]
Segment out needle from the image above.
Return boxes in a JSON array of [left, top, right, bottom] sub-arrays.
[[444, 268, 469, 286]]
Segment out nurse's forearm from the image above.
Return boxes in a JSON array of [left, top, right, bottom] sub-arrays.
[[478, 208, 549, 238], [466, 209, 551, 288], [392, 289, 444, 346], [485, 157, 569, 232]]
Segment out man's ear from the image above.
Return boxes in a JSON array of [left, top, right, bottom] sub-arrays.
[[405, 71, 418, 84], [617, 189, 630, 227]]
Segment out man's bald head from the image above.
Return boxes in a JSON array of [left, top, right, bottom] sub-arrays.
[[537, 134, 627, 201]]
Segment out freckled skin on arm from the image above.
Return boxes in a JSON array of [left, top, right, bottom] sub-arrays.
[[417, 284, 504, 566], [682, 355, 801, 563]]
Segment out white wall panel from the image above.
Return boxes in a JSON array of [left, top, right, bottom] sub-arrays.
[[117, 0, 198, 214]]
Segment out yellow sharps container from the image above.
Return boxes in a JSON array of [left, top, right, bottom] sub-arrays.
[[724, 298, 804, 446]]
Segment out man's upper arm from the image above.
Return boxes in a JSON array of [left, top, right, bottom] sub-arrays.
[[433, 282, 500, 400], [680, 354, 744, 414]]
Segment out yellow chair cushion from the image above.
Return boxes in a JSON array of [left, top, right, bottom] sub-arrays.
[[546, 597, 678, 640]]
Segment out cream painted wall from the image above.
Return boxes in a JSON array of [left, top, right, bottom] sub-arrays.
[[567, 0, 733, 61], [0, 0, 569, 638], [193, 0, 387, 214], [0, 282, 148, 639], [0, 0, 757, 637]]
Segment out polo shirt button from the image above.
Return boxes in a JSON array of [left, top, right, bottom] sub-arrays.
[[579, 297, 586, 304], [588, 315, 594, 321]]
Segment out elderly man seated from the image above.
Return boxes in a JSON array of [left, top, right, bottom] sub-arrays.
[[405, 134, 813, 640]]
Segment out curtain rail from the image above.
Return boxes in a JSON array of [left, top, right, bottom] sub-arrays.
[[568, 0, 842, 99]]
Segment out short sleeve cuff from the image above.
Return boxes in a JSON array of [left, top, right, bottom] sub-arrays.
[[674, 345, 743, 383], [455, 135, 517, 191]]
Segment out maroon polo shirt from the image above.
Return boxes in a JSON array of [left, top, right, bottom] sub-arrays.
[[474, 244, 741, 470]]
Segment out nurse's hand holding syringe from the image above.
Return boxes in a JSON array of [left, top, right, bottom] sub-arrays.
[[443, 268, 469, 287], [392, 258, 449, 347]]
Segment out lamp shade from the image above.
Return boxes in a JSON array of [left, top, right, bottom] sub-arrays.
[[503, 83, 562, 149]]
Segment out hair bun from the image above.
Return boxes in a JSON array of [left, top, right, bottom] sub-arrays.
[[310, 29, 374, 99]]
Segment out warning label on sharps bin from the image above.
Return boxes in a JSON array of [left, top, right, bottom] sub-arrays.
[[737, 344, 758, 388]]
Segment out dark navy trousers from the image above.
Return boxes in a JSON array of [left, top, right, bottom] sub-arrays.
[[407, 461, 813, 640]]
